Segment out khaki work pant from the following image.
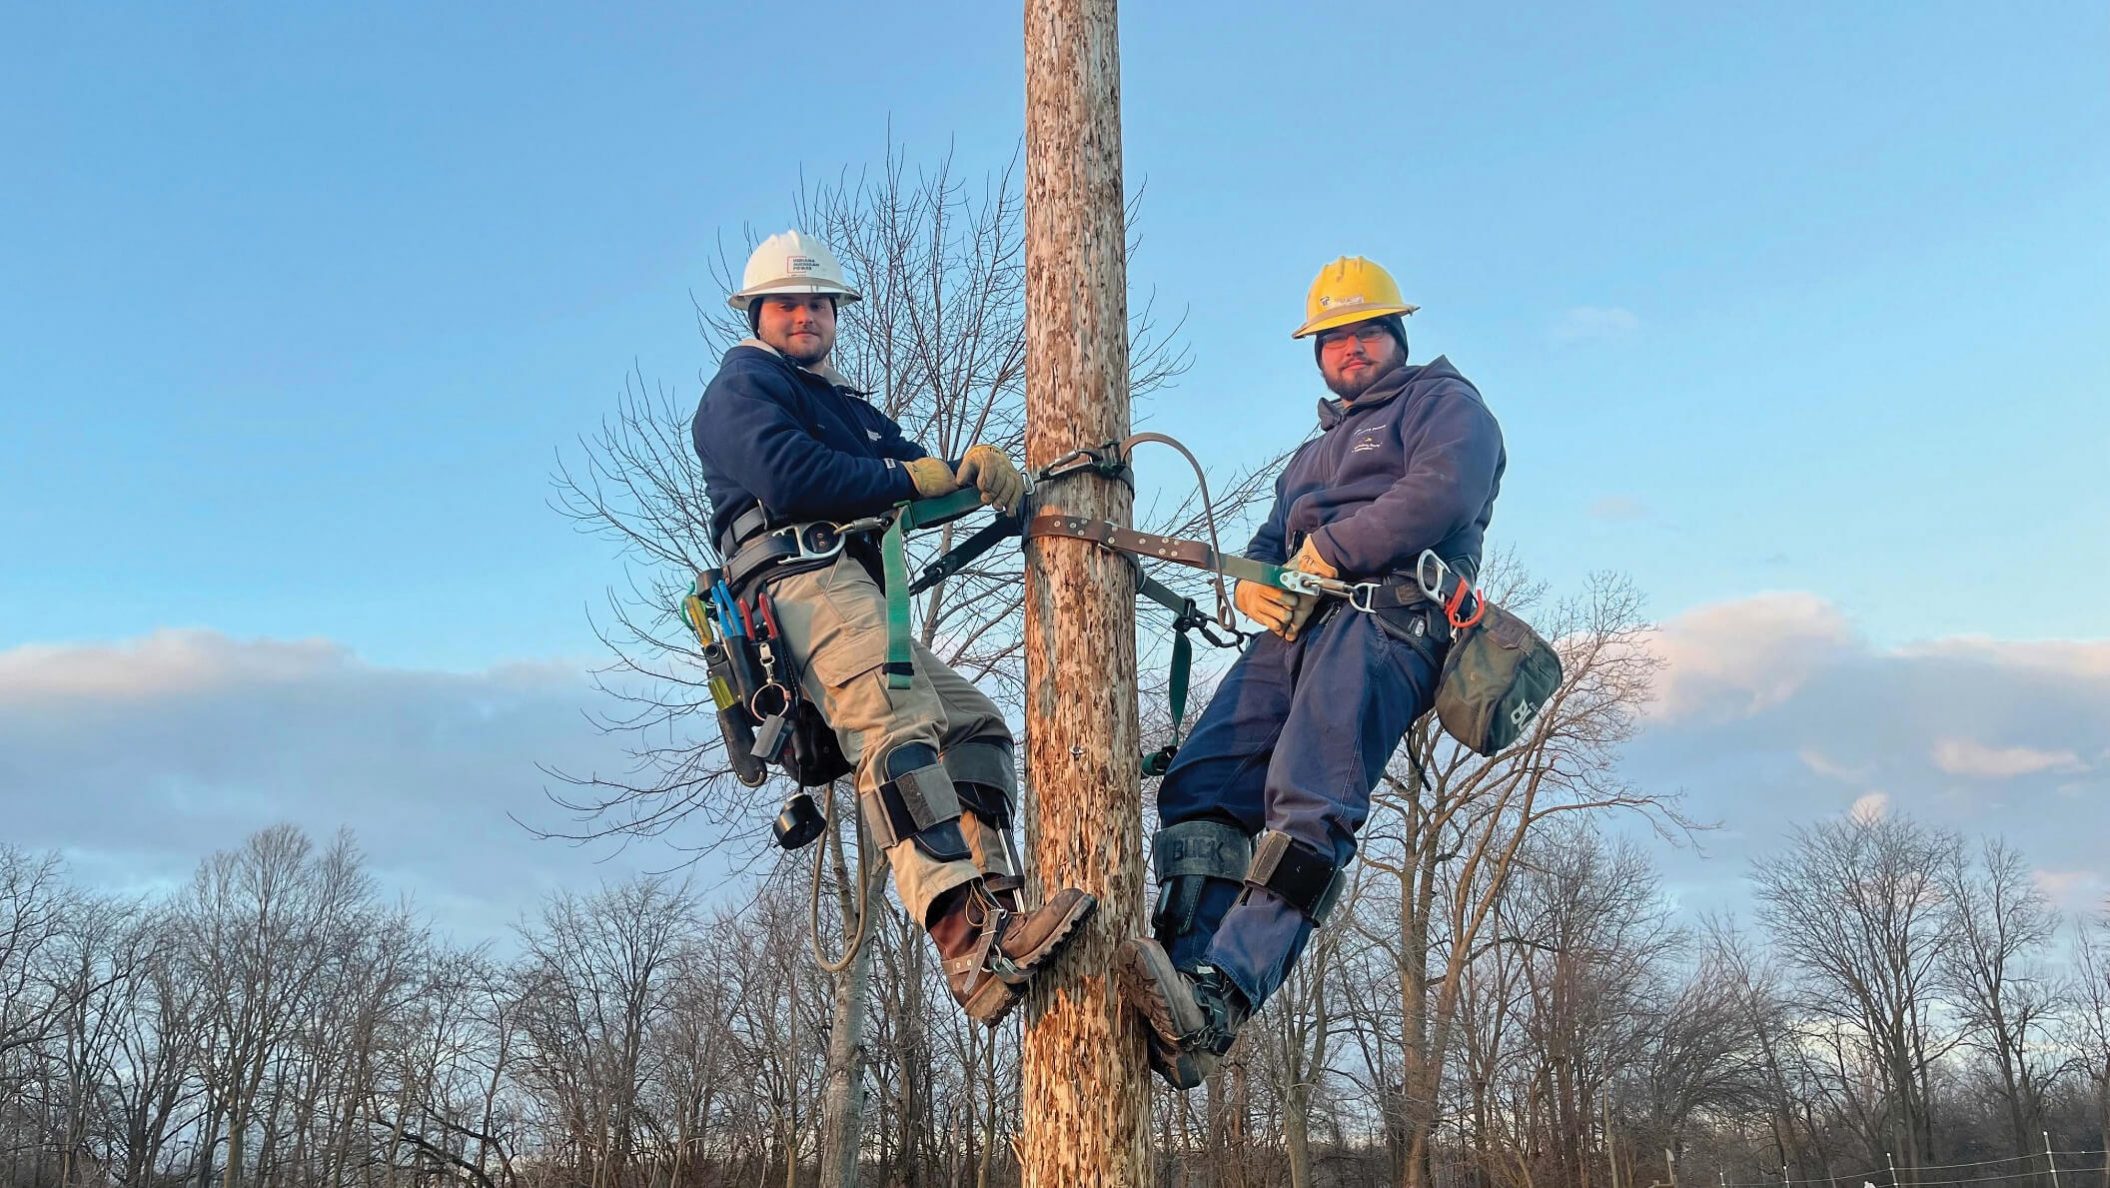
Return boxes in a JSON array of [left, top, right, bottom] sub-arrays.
[[767, 554, 1019, 924]]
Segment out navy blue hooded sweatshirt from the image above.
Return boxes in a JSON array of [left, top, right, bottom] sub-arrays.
[[691, 341, 929, 547], [1248, 355, 1505, 577]]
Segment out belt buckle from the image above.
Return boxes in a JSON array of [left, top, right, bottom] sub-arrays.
[[780, 522, 847, 562]]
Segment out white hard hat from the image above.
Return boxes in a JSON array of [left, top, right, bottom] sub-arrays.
[[727, 230, 863, 311]]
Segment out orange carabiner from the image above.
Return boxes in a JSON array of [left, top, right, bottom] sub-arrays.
[[1446, 582, 1487, 630]]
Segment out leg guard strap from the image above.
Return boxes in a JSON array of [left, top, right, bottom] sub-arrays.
[[1151, 819, 1253, 939], [1244, 830, 1343, 925], [861, 744, 970, 862]]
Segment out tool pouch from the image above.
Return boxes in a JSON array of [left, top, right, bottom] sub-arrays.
[[1432, 602, 1563, 757], [781, 700, 852, 788]]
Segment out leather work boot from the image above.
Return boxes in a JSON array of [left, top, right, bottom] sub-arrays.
[[1116, 936, 1251, 1090], [928, 879, 1097, 1025]]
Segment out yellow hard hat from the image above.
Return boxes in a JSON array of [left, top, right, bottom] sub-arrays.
[[1292, 255, 1419, 339]]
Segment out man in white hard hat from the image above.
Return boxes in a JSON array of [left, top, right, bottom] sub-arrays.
[[1119, 256, 1507, 1085], [692, 231, 1094, 1024]]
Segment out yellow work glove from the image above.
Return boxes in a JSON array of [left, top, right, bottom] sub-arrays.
[[1234, 578, 1310, 639], [1291, 535, 1339, 581], [953, 443, 1026, 514], [904, 456, 961, 499]]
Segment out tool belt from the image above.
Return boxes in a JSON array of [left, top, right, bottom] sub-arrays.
[[718, 504, 887, 596]]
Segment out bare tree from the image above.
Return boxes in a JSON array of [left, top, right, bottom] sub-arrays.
[[2070, 917, 2110, 1188], [1939, 836, 2068, 1174], [0, 848, 71, 1070], [511, 875, 698, 1188], [1356, 569, 1692, 1186], [47, 890, 148, 1188], [105, 913, 207, 1188], [1506, 827, 1681, 1187], [1252, 871, 1356, 1188], [1622, 930, 1772, 1160], [1752, 810, 1960, 1175], [173, 826, 376, 1188]]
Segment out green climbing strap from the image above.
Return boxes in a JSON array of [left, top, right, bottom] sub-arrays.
[[881, 487, 989, 689], [1133, 569, 1237, 777]]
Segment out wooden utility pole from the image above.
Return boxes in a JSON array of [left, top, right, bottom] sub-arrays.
[[1018, 0, 1150, 1183]]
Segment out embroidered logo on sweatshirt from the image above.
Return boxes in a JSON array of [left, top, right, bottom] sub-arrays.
[[1350, 428, 1384, 454]]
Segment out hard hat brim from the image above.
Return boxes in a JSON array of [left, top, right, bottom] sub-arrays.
[[1291, 302, 1419, 340], [726, 280, 865, 312]]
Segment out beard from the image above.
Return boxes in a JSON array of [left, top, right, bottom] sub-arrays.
[[776, 330, 833, 367], [1323, 359, 1388, 399]]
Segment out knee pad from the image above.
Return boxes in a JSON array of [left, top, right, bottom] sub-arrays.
[[1151, 819, 1252, 940], [862, 743, 970, 863], [1243, 830, 1344, 925]]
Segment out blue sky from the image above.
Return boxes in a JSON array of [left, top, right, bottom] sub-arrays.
[[3, 3, 2106, 931]]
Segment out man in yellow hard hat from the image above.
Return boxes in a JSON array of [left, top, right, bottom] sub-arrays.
[[692, 230, 1095, 1025], [1119, 256, 1506, 1086]]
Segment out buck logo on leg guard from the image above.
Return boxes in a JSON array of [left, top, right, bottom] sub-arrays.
[[1123, 819, 1252, 1084], [1121, 827, 1344, 1089]]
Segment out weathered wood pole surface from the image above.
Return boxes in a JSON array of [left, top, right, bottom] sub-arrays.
[[1019, 0, 1150, 1183]]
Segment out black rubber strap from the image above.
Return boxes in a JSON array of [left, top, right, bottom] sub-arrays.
[[724, 504, 773, 550], [908, 512, 1025, 595], [1246, 830, 1343, 924]]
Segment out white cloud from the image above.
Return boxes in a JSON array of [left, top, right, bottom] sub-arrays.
[[0, 629, 346, 703], [1643, 592, 1856, 721], [0, 630, 717, 942], [1901, 636, 2110, 681], [2032, 869, 2107, 911], [1932, 738, 2087, 779], [1552, 305, 1642, 343], [1622, 592, 2110, 919], [1799, 748, 1869, 782], [1848, 792, 1890, 824]]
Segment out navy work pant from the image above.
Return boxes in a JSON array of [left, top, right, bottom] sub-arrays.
[[1155, 602, 1444, 1009]]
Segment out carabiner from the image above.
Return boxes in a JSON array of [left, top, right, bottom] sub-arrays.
[[1415, 550, 1450, 603], [1445, 582, 1487, 630]]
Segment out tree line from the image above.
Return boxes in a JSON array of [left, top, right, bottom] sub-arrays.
[[5, 799, 2110, 1188]]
